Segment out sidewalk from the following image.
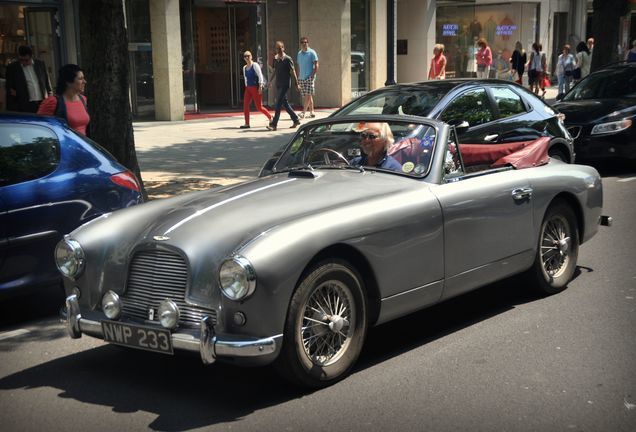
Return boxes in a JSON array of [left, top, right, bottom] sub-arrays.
[[133, 109, 335, 199], [134, 86, 560, 199]]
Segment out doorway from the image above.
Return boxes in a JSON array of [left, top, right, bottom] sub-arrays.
[[193, 2, 265, 109], [0, 5, 62, 111]]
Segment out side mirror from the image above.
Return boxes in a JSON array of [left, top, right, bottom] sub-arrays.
[[448, 119, 470, 134]]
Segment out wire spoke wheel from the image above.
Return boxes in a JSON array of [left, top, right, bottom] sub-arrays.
[[276, 260, 367, 388], [300, 280, 354, 366], [529, 200, 579, 295], [540, 214, 571, 278]]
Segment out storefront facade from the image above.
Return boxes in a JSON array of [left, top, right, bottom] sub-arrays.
[[2, 0, 598, 120], [120, 0, 380, 120], [0, 0, 79, 111]]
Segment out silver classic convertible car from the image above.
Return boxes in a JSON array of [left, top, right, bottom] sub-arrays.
[[58, 115, 610, 388]]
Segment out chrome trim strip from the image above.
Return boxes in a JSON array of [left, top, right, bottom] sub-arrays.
[[63, 304, 277, 361]]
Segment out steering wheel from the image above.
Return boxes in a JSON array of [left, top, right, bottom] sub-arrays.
[[308, 148, 351, 166]]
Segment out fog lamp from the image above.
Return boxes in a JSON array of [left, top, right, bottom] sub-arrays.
[[101, 291, 121, 319], [158, 299, 180, 329]]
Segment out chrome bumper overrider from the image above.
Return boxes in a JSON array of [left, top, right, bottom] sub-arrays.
[[64, 295, 277, 364]]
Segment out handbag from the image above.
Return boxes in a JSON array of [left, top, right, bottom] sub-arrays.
[[573, 68, 581, 80], [542, 75, 551, 88]]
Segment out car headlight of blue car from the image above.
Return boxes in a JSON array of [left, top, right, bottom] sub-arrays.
[[55, 237, 85, 279], [218, 255, 256, 300]]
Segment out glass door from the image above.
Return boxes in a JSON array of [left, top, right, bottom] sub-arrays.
[[24, 7, 61, 88], [228, 3, 266, 108]]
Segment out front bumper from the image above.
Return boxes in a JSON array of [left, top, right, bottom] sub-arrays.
[[572, 129, 636, 160], [64, 295, 278, 364]]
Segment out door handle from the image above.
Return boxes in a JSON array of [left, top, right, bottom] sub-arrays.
[[484, 134, 499, 142], [512, 187, 533, 200]]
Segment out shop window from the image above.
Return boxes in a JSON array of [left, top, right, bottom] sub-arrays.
[[351, 0, 369, 98]]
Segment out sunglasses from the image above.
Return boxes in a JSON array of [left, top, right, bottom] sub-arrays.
[[360, 132, 379, 140]]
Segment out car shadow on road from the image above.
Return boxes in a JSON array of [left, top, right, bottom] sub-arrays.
[[0, 274, 572, 430]]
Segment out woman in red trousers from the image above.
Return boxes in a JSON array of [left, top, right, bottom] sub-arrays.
[[240, 51, 272, 129]]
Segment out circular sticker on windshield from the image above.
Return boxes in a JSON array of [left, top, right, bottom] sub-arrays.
[[414, 164, 426, 175], [402, 161, 415, 173]]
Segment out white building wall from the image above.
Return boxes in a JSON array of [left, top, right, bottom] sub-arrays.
[[396, 0, 435, 83]]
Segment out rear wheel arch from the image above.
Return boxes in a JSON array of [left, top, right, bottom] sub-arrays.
[[549, 193, 584, 243]]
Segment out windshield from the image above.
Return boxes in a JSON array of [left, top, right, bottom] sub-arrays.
[[335, 84, 454, 117], [563, 67, 636, 100], [272, 119, 438, 177]]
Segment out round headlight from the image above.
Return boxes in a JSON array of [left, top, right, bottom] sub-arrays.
[[219, 256, 256, 300], [158, 299, 180, 329], [55, 238, 85, 279], [101, 291, 121, 319]]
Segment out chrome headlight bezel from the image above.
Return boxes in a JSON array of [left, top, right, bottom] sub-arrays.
[[591, 118, 632, 135], [55, 237, 85, 280], [218, 255, 256, 301]]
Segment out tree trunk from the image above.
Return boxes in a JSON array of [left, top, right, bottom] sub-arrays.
[[78, 0, 147, 199], [591, 0, 630, 72]]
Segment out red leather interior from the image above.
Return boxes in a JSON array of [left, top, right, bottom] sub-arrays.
[[459, 136, 551, 170]]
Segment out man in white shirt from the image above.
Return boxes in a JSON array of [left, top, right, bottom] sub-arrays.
[[5, 45, 52, 113]]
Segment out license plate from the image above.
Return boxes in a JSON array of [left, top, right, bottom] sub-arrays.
[[102, 320, 173, 355]]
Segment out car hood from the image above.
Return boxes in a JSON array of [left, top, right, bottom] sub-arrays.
[[74, 170, 422, 257], [554, 99, 636, 124]]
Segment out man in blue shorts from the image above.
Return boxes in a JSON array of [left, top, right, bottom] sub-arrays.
[[296, 36, 319, 119]]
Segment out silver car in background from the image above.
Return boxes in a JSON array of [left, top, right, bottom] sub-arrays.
[[58, 115, 610, 388]]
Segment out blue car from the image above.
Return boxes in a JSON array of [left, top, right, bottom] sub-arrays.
[[0, 113, 143, 299]]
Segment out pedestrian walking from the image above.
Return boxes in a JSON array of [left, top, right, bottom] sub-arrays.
[[267, 41, 300, 131], [574, 41, 591, 81], [475, 38, 492, 79], [528, 42, 547, 97], [626, 40, 636, 62], [510, 41, 526, 84], [428, 44, 447, 80], [240, 50, 272, 129], [556, 44, 576, 98], [5, 45, 52, 113], [296, 36, 319, 119], [37, 64, 90, 136]]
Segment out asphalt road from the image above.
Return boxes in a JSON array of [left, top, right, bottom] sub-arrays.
[[0, 161, 634, 432]]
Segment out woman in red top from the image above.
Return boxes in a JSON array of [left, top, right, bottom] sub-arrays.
[[475, 38, 493, 79], [38, 64, 90, 136], [428, 44, 447, 80]]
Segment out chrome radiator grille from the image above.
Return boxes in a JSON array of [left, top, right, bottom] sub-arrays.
[[122, 249, 217, 327]]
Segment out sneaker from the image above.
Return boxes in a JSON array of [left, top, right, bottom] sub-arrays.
[[239, 124, 250, 129], [290, 121, 301, 128], [266, 124, 277, 131]]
